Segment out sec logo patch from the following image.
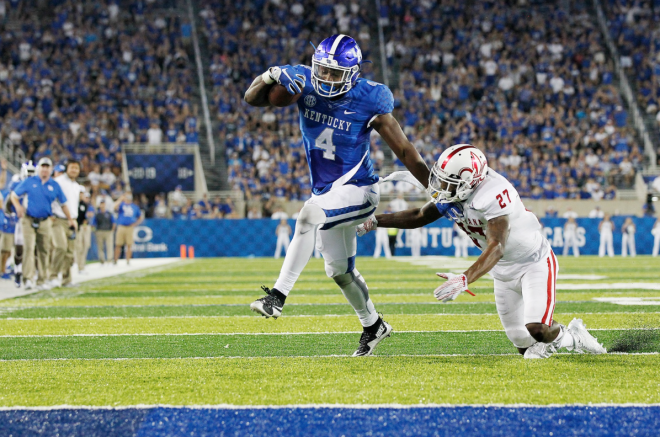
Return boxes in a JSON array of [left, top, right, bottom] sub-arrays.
[[304, 95, 316, 107]]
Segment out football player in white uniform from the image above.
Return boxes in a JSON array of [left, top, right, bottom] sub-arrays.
[[358, 144, 607, 359]]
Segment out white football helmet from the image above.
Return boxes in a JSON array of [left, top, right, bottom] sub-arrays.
[[428, 144, 488, 203], [20, 161, 36, 180]]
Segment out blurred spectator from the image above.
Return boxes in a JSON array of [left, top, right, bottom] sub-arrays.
[[0, 1, 195, 183], [389, 193, 408, 213], [198, 193, 212, 215], [247, 207, 263, 219], [652, 175, 660, 194], [271, 207, 288, 220], [589, 205, 605, 218], [147, 123, 164, 145], [153, 194, 169, 218]]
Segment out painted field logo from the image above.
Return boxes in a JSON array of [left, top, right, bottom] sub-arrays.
[[304, 95, 316, 107]]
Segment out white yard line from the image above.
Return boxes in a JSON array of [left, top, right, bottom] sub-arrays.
[[393, 257, 609, 281], [0, 352, 656, 363], [0, 327, 653, 338], [1, 311, 658, 321], [0, 402, 659, 410]]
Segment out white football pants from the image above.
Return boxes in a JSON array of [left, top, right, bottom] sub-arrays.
[[563, 233, 579, 257], [274, 234, 290, 259], [622, 234, 636, 257], [373, 228, 391, 258], [598, 232, 614, 257], [454, 236, 468, 258], [493, 245, 558, 349], [409, 228, 421, 257]]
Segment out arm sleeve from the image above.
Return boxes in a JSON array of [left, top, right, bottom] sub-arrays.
[[13, 180, 27, 196], [373, 85, 394, 116]]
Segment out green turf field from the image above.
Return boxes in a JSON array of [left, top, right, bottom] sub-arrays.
[[0, 256, 659, 406]]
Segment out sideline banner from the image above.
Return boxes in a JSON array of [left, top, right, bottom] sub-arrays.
[[86, 217, 659, 259], [126, 154, 194, 194]]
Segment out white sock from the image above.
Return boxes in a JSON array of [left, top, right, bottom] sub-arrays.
[[553, 325, 575, 350], [273, 225, 318, 295], [16, 263, 22, 274]]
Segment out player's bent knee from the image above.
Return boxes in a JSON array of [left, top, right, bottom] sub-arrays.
[[296, 204, 326, 234], [332, 271, 353, 287]]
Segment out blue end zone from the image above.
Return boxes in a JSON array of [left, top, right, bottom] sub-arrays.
[[0, 406, 658, 436]]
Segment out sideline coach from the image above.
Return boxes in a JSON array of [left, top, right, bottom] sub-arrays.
[[11, 158, 76, 290], [50, 160, 83, 287]]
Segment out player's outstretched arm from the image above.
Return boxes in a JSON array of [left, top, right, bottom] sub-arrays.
[[244, 75, 274, 107], [377, 201, 441, 229], [462, 215, 509, 284], [371, 114, 430, 188]]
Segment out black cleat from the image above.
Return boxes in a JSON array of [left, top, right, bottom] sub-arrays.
[[250, 286, 285, 319], [14, 273, 21, 288], [352, 319, 393, 357]]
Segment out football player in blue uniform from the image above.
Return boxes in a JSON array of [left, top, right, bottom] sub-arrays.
[[4, 161, 35, 287], [244, 34, 430, 356]]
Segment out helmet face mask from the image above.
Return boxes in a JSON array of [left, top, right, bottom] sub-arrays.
[[428, 145, 488, 203], [311, 34, 362, 98], [312, 61, 357, 96]]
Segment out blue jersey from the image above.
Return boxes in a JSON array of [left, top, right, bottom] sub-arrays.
[[3, 180, 21, 233], [295, 66, 394, 195]]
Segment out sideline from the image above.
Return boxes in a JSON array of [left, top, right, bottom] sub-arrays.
[[0, 258, 182, 301]]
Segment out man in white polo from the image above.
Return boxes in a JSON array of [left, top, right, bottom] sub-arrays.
[[50, 160, 83, 288]]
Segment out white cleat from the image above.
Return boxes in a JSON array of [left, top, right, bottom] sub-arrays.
[[49, 278, 62, 289], [524, 342, 556, 359], [567, 318, 607, 354], [24, 280, 34, 290]]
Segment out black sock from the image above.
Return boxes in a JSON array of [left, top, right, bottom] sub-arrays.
[[271, 288, 287, 304], [364, 317, 382, 334]]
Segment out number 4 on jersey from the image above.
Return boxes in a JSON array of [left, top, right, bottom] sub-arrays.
[[316, 127, 336, 160]]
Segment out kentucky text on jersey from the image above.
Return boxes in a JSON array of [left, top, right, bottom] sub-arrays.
[[302, 109, 352, 132], [295, 64, 394, 195]]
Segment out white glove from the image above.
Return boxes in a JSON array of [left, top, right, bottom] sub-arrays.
[[433, 272, 474, 302], [356, 215, 378, 237]]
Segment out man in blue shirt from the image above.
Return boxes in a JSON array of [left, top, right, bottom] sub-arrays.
[[114, 192, 143, 265], [11, 158, 77, 290]]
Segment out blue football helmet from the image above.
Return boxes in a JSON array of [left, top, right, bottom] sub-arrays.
[[311, 34, 362, 98], [20, 161, 35, 180]]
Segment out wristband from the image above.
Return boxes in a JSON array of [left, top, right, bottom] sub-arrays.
[[262, 70, 275, 85]]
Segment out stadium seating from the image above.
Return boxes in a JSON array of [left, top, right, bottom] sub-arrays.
[[0, 0, 194, 197]]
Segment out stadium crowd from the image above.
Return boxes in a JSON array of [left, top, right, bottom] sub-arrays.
[[380, 0, 645, 201], [603, 0, 660, 132], [0, 0, 197, 198], [206, 0, 647, 205]]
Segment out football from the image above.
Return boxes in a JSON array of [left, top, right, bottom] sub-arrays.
[[268, 84, 301, 107]]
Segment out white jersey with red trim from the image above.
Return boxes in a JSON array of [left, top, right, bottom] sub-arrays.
[[445, 169, 549, 276]]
